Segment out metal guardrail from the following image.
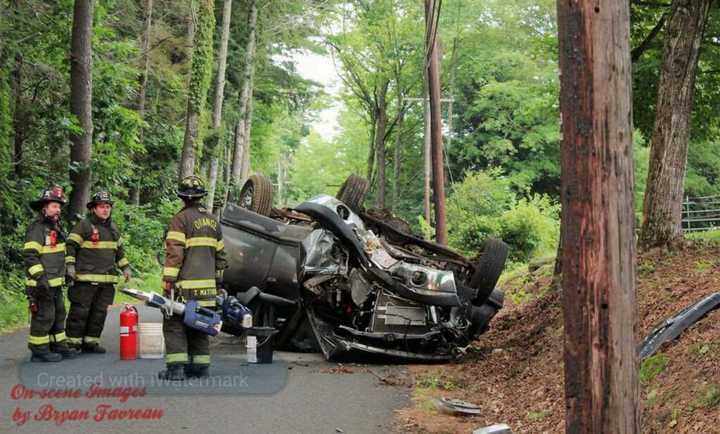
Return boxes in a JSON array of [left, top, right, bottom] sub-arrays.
[[682, 195, 720, 232]]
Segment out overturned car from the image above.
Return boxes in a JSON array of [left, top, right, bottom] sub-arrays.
[[221, 175, 509, 361]]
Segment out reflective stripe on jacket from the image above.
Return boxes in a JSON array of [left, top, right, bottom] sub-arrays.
[[163, 203, 227, 303], [23, 216, 66, 287], [66, 215, 129, 284]]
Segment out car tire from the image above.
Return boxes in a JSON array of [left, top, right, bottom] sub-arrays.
[[470, 238, 509, 305], [238, 174, 274, 216], [336, 174, 369, 212]]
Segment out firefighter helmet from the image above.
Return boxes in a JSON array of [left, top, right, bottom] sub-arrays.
[[30, 186, 67, 211], [177, 175, 207, 199], [87, 190, 114, 209]]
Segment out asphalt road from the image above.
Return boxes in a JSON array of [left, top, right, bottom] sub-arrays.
[[0, 305, 410, 434]]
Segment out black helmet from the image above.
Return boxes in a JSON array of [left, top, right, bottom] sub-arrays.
[[30, 186, 67, 211], [87, 190, 114, 209], [177, 175, 207, 199]]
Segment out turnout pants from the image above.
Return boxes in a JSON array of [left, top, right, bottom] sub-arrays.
[[28, 286, 68, 354], [66, 282, 115, 346], [163, 311, 210, 367]]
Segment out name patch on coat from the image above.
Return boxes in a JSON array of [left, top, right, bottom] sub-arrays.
[[192, 218, 217, 231]]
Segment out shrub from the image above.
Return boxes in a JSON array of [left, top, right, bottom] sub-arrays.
[[450, 215, 502, 256], [108, 198, 178, 273], [447, 169, 515, 222], [445, 170, 560, 263], [499, 196, 559, 262]]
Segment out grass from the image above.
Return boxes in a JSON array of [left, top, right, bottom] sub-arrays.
[[645, 388, 660, 407], [415, 373, 458, 391], [527, 409, 551, 421], [0, 287, 30, 333], [637, 261, 656, 275], [698, 384, 720, 408], [686, 229, 720, 243], [640, 353, 670, 385], [695, 259, 714, 272], [113, 266, 162, 305], [0, 267, 161, 334]]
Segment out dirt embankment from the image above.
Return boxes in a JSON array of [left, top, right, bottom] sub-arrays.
[[396, 243, 720, 434]]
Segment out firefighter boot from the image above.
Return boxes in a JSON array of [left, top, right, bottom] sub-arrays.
[[185, 364, 210, 379], [82, 343, 107, 354], [158, 364, 185, 381], [30, 346, 62, 363], [51, 342, 79, 359]]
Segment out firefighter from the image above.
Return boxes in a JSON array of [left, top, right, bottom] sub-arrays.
[[65, 191, 131, 353], [23, 186, 77, 362], [159, 176, 227, 381]]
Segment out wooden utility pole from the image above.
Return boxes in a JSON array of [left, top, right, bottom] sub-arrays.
[[423, 98, 432, 224], [425, 0, 447, 245], [557, 0, 639, 432]]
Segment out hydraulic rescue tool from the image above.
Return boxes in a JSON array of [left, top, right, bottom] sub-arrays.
[[119, 287, 252, 336]]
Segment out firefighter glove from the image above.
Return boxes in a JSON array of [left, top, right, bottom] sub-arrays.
[[66, 264, 76, 285], [36, 274, 50, 296]]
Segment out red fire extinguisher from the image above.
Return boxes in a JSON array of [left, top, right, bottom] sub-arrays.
[[120, 304, 138, 360]]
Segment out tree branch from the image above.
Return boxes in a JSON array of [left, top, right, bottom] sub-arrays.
[[631, 13, 667, 63]]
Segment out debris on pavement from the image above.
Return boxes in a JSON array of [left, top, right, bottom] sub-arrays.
[[473, 423, 513, 434], [433, 397, 482, 416]]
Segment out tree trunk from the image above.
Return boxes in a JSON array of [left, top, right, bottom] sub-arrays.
[[375, 81, 388, 209], [68, 0, 95, 219], [130, 0, 154, 205], [425, 0, 447, 245], [392, 108, 403, 211], [206, 0, 233, 212], [11, 53, 24, 178], [211, 0, 232, 130], [130, 188, 140, 206], [206, 156, 219, 211], [179, 0, 215, 180], [557, 0, 640, 432], [230, 0, 257, 188], [137, 0, 153, 118], [639, 0, 711, 249], [223, 136, 232, 205], [231, 117, 246, 192], [366, 118, 376, 183], [240, 90, 254, 181]]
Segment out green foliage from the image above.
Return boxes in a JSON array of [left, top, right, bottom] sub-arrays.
[[189, 0, 216, 111], [499, 196, 560, 262], [0, 272, 29, 332], [637, 261, 656, 275], [447, 170, 515, 220], [640, 353, 670, 385], [109, 200, 176, 273], [445, 170, 559, 262], [685, 136, 720, 197]]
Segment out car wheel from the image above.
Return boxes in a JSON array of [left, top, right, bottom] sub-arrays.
[[336, 174, 369, 212], [470, 238, 509, 304], [238, 174, 273, 216]]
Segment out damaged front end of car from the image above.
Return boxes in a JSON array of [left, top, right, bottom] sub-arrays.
[[294, 195, 505, 361]]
